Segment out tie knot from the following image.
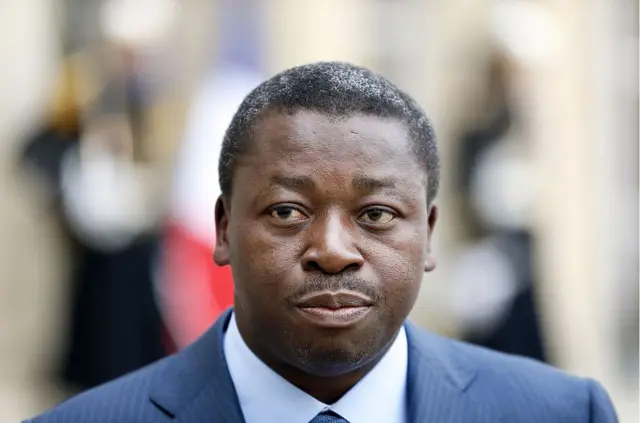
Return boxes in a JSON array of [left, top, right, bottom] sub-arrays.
[[309, 410, 349, 423]]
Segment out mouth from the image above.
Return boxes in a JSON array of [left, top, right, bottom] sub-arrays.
[[294, 291, 374, 308], [294, 291, 374, 328]]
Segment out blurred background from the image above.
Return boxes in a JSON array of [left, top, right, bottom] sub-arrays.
[[0, 0, 637, 421]]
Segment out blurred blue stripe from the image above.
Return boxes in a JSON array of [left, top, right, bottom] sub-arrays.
[[216, 0, 265, 71]]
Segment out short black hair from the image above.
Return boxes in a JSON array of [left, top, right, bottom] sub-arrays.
[[219, 61, 440, 203]]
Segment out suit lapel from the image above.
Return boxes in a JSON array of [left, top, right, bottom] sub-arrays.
[[405, 323, 504, 423], [149, 309, 245, 423]]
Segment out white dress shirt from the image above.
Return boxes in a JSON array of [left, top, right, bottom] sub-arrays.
[[224, 313, 408, 423]]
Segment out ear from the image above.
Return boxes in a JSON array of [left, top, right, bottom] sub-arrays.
[[213, 195, 231, 266], [424, 204, 438, 272]]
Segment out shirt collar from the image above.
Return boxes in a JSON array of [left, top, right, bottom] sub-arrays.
[[224, 312, 408, 423]]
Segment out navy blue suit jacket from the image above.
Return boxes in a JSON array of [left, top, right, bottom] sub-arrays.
[[25, 309, 618, 422]]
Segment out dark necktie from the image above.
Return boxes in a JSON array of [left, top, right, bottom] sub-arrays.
[[309, 410, 349, 423]]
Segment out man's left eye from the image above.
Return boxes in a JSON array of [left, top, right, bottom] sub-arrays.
[[358, 208, 396, 224]]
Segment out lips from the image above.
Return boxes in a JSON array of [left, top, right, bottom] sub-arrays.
[[294, 291, 374, 309], [294, 291, 374, 327]]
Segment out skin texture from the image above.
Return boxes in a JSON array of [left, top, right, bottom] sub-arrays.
[[214, 110, 438, 403]]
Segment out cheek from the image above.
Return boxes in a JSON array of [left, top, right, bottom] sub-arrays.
[[373, 247, 423, 293], [365, 231, 426, 303], [229, 221, 303, 296], [369, 222, 427, 265], [375, 255, 423, 322]]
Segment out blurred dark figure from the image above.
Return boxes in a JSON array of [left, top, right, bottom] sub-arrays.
[[19, 47, 168, 391], [451, 52, 547, 363]]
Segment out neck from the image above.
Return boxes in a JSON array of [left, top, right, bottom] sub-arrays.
[[263, 350, 386, 404]]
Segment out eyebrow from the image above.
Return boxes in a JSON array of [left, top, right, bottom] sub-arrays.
[[351, 175, 399, 193], [270, 175, 317, 191], [352, 175, 413, 204], [270, 175, 399, 192]]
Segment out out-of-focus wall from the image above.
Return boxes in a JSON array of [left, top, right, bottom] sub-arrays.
[[266, 0, 373, 70], [527, 3, 638, 419], [0, 2, 71, 422], [0, 1, 60, 143]]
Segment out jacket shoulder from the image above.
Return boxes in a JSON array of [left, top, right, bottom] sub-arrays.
[[408, 325, 618, 422], [24, 355, 174, 423]]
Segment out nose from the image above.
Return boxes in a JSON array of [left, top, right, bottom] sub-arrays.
[[301, 211, 364, 274]]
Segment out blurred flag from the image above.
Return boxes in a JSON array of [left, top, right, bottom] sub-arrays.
[[158, 0, 264, 349]]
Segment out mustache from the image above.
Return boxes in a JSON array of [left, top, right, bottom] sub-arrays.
[[289, 274, 382, 303]]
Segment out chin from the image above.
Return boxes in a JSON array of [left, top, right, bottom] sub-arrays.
[[290, 341, 376, 377], [297, 355, 367, 377]]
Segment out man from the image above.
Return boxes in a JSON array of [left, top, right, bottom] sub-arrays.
[[25, 62, 618, 423]]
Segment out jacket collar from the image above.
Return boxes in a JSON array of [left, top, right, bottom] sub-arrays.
[[149, 309, 243, 423], [404, 322, 502, 422]]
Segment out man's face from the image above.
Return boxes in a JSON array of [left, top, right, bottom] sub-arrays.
[[214, 110, 437, 377]]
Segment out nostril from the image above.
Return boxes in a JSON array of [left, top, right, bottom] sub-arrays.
[[305, 260, 323, 272], [344, 263, 361, 272], [304, 260, 362, 274]]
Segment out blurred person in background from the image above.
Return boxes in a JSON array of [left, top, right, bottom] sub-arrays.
[[24, 62, 618, 423], [19, 42, 169, 392], [450, 51, 546, 362]]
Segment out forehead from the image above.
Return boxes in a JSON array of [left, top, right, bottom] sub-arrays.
[[241, 110, 424, 181]]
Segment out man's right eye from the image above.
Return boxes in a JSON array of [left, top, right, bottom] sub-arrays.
[[269, 206, 308, 223]]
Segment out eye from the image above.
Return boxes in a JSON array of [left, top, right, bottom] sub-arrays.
[[269, 205, 308, 223], [358, 207, 396, 225]]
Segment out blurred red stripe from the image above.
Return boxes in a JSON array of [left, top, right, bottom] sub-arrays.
[[160, 221, 234, 348]]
